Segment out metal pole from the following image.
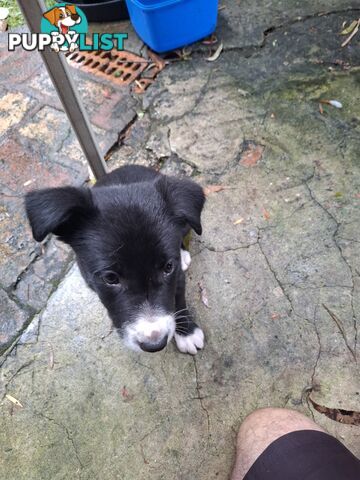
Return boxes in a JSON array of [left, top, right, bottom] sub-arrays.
[[16, 0, 107, 179]]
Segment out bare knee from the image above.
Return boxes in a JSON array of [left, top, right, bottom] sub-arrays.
[[231, 408, 325, 480], [239, 407, 325, 443]]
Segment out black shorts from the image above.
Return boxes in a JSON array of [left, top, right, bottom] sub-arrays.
[[244, 430, 360, 480]]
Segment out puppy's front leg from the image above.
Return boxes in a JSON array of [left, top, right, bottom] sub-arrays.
[[174, 269, 204, 355]]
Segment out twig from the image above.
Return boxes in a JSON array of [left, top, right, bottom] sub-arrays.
[[341, 19, 360, 47], [322, 304, 356, 360]]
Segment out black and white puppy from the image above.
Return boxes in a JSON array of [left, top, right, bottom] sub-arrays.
[[25, 166, 205, 355]]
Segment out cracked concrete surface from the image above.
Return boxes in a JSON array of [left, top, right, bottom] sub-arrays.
[[1, 0, 360, 478]]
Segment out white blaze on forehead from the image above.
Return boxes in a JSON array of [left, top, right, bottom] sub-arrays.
[[123, 305, 175, 351]]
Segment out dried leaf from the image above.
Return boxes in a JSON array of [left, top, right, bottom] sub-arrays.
[[203, 185, 226, 196], [318, 103, 324, 114], [198, 281, 210, 308], [319, 99, 343, 109], [206, 42, 223, 62], [340, 20, 358, 35], [308, 396, 360, 426], [147, 50, 167, 71], [329, 100, 343, 109], [121, 386, 134, 402], [6, 394, 23, 408], [133, 78, 154, 94], [202, 34, 218, 45], [341, 19, 360, 47], [233, 218, 244, 225], [240, 143, 264, 167], [103, 90, 112, 99], [263, 208, 270, 221]]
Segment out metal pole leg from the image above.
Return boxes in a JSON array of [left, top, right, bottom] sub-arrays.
[[16, 0, 107, 180]]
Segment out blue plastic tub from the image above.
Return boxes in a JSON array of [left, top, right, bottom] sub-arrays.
[[125, 0, 218, 53]]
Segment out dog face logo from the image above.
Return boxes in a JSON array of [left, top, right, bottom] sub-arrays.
[[41, 3, 88, 52], [43, 5, 81, 35]]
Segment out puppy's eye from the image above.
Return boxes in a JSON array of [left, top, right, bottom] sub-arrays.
[[163, 261, 174, 275], [59, 13, 64, 18], [102, 271, 120, 285]]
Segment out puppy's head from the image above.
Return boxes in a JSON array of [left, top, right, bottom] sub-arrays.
[[43, 5, 81, 33], [25, 174, 204, 353]]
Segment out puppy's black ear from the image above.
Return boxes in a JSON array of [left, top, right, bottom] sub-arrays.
[[25, 186, 94, 242], [157, 176, 205, 235]]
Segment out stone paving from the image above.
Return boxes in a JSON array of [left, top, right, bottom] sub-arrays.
[[1, 1, 360, 479]]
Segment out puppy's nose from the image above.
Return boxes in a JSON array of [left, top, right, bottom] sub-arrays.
[[147, 330, 161, 342], [139, 334, 168, 353], [71, 14, 79, 21]]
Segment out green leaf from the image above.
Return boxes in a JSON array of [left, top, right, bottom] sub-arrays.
[[340, 20, 358, 35]]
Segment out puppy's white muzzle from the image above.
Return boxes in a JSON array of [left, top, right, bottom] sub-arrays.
[[123, 305, 175, 353]]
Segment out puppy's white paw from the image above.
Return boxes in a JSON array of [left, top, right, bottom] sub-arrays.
[[181, 249, 191, 272], [175, 328, 204, 355], [51, 43, 60, 52]]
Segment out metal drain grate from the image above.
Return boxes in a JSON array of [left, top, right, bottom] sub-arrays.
[[65, 49, 148, 86]]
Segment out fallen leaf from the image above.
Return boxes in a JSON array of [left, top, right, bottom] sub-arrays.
[[329, 100, 343, 109], [133, 78, 154, 94], [203, 185, 228, 196], [198, 281, 210, 308], [341, 19, 360, 47], [121, 386, 134, 402], [6, 394, 23, 408], [147, 50, 167, 71], [319, 99, 343, 109], [174, 47, 192, 60], [340, 20, 358, 35], [233, 218, 244, 225], [240, 143, 264, 167], [103, 89, 112, 99], [206, 42, 223, 62], [308, 395, 360, 426], [202, 33, 218, 45], [263, 208, 271, 221], [319, 103, 324, 114]]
